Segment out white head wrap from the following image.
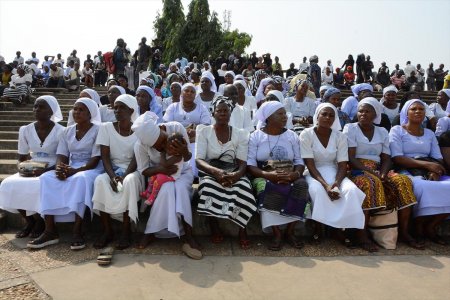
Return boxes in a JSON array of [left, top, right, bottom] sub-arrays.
[[255, 78, 274, 102], [319, 85, 330, 94], [75, 98, 101, 125], [131, 111, 161, 147], [255, 101, 285, 130], [313, 103, 341, 131], [115, 94, 139, 122], [224, 71, 236, 79], [351, 83, 373, 97], [200, 71, 217, 92], [35, 95, 63, 122], [111, 85, 126, 95], [81, 89, 101, 106], [234, 79, 252, 97], [400, 99, 426, 125], [235, 74, 245, 81], [267, 90, 284, 102], [358, 97, 382, 125], [383, 85, 398, 96]]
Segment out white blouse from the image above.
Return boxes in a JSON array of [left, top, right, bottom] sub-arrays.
[[284, 96, 316, 118], [163, 102, 211, 128], [343, 123, 390, 163], [57, 124, 101, 165]]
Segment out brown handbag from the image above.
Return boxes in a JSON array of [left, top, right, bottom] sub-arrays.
[[261, 160, 294, 173], [18, 161, 48, 177]]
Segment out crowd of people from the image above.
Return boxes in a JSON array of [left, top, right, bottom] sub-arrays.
[[0, 45, 450, 261]]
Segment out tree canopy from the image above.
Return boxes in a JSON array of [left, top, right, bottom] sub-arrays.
[[153, 0, 252, 63]]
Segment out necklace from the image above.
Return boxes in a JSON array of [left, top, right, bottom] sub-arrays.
[[215, 125, 231, 145], [118, 122, 132, 136], [35, 122, 53, 147], [268, 133, 282, 157], [182, 103, 195, 121]]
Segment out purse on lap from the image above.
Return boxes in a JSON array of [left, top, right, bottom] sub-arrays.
[[198, 149, 239, 177], [18, 160, 48, 177]]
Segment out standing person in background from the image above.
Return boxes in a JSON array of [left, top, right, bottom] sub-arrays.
[[404, 61, 416, 78], [362, 55, 374, 83], [113, 38, 128, 78], [29, 52, 39, 65], [53, 54, 64, 68], [286, 63, 298, 78], [341, 54, 354, 71], [416, 64, 425, 90], [355, 53, 365, 83], [308, 55, 321, 97], [67, 50, 80, 66], [137, 37, 151, 72], [426, 63, 436, 91], [435, 64, 448, 91], [272, 56, 283, 77], [299, 57, 309, 73], [322, 60, 334, 74], [13, 51, 24, 65]]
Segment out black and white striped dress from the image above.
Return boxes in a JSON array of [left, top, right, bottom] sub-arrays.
[[195, 125, 257, 228]]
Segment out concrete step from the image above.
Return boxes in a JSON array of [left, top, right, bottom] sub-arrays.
[[0, 126, 23, 131], [0, 112, 70, 120], [0, 131, 19, 139], [0, 139, 18, 150], [0, 159, 17, 174], [0, 174, 10, 183], [0, 120, 67, 127], [0, 149, 18, 159]]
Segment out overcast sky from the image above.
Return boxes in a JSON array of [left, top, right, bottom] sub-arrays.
[[1, 0, 449, 71]]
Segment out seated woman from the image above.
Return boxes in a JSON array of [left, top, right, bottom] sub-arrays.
[[392, 91, 436, 131], [322, 87, 351, 129], [92, 95, 143, 250], [429, 89, 450, 120], [435, 99, 450, 169], [254, 77, 274, 104], [135, 85, 163, 122], [233, 80, 257, 119], [380, 85, 400, 124], [162, 82, 182, 114], [1, 64, 32, 105], [27, 98, 103, 250], [195, 71, 219, 112], [343, 98, 422, 251], [0, 96, 64, 238], [164, 83, 211, 177], [99, 85, 126, 122], [247, 101, 310, 251], [67, 88, 101, 126], [132, 112, 202, 259], [300, 103, 365, 244], [217, 71, 235, 95], [196, 97, 256, 249], [389, 99, 450, 245], [284, 79, 316, 126]]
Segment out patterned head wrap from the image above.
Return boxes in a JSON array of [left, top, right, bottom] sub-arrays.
[[211, 95, 235, 115]]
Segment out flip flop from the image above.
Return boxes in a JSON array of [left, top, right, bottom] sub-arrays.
[[15, 225, 33, 238], [359, 241, 379, 253], [285, 234, 304, 249], [70, 235, 86, 251], [268, 237, 282, 251], [97, 247, 114, 266], [182, 243, 203, 260]]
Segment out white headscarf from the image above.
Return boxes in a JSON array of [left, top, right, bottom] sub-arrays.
[[313, 103, 341, 131], [112, 85, 126, 95], [255, 101, 285, 130], [383, 85, 398, 96], [200, 71, 217, 92], [358, 97, 382, 125], [131, 111, 161, 147], [75, 98, 101, 125], [267, 90, 284, 102], [400, 99, 426, 125], [224, 71, 236, 79], [233, 79, 252, 97], [115, 94, 139, 122], [351, 83, 373, 98], [81, 88, 101, 106], [255, 78, 274, 102], [35, 96, 63, 122]]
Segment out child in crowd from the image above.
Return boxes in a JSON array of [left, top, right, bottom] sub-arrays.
[[140, 132, 185, 205]]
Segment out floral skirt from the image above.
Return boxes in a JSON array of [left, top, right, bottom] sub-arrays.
[[351, 159, 417, 210]]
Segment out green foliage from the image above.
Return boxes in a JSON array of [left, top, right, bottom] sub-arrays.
[[153, 0, 252, 63]]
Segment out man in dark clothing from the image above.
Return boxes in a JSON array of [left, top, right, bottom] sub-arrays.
[[286, 63, 298, 78], [113, 38, 128, 77], [137, 37, 152, 72], [215, 51, 227, 70], [250, 52, 258, 69], [376, 66, 390, 87], [308, 55, 321, 97], [117, 74, 135, 95]]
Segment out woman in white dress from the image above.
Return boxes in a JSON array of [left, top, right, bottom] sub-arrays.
[[0, 96, 64, 238], [234, 80, 257, 120], [195, 71, 219, 111], [247, 101, 310, 251], [92, 94, 143, 250], [99, 85, 126, 122], [217, 71, 235, 95], [300, 103, 365, 244], [284, 79, 316, 126], [133, 112, 202, 259], [135, 85, 163, 122], [67, 88, 101, 127], [380, 85, 399, 124], [429, 89, 450, 120], [27, 98, 103, 250], [162, 82, 182, 113], [164, 83, 211, 177], [196, 97, 256, 250]]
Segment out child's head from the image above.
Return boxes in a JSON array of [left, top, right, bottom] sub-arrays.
[[166, 132, 184, 155]]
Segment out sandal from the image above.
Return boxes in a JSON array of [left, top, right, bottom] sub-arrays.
[[116, 234, 131, 250], [268, 236, 282, 251], [136, 234, 155, 249], [344, 238, 358, 249], [399, 237, 426, 250], [94, 234, 114, 249], [70, 235, 86, 251], [15, 224, 34, 238], [181, 243, 203, 260], [429, 235, 448, 246], [27, 231, 59, 249], [310, 234, 321, 245], [239, 239, 251, 250], [285, 234, 304, 249], [97, 246, 114, 266]]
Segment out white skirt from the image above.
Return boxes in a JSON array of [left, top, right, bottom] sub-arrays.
[[92, 171, 144, 223], [411, 176, 450, 217], [39, 163, 103, 223], [190, 142, 198, 177], [144, 165, 194, 237], [260, 212, 300, 233], [306, 165, 365, 229], [0, 173, 40, 216]]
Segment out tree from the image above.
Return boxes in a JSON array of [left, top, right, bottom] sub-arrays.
[[153, 0, 185, 63], [221, 30, 252, 56]]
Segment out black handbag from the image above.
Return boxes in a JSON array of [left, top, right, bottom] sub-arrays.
[[405, 157, 444, 179], [198, 150, 239, 177]]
